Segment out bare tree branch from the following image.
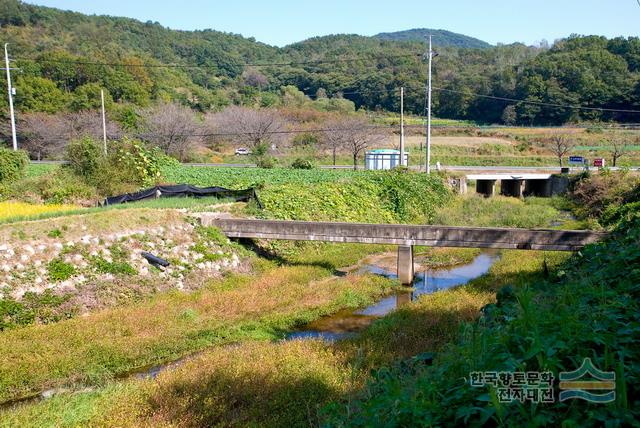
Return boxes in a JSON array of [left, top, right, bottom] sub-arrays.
[[206, 106, 287, 152], [607, 136, 632, 167], [140, 103, 201, 161], [543, 134, 575, 167], [20, 111, 122, 160], [322, 117, 386, 169]]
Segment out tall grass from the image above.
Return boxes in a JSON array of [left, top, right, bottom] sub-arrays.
[[0, 249, 565, 427], [432, 195, 561, 228]]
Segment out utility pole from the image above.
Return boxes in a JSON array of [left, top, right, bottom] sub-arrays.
[[4, 43, 17, 151], [426, 35, 433, 174], [100, 89, 107, 155], [400, 86, 405, 167]]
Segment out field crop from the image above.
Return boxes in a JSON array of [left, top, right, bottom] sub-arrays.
[[0, 201, 77, 221], [160, 165, 362, 188]]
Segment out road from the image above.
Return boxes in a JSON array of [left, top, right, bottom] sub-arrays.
[[31, 160, 639, 173]]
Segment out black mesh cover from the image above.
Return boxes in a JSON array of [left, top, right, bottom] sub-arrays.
[[102, 184, 262, 208]]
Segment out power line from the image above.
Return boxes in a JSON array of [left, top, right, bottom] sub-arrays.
[[14, 52, 640, 115], [19, 125, 403, 142], [432, 87, 640, 114], [16, 122, 640, 144], [14, 53, 422, 69]]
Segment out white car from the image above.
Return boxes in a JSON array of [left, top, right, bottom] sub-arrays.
[[235, 147, 250, 155]]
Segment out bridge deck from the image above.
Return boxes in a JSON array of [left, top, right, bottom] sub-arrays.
[[201, 217, 606, 251]]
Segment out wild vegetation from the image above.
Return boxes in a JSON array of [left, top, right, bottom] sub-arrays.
[[0, 165, 637, 426], [0, 2, 639, 425], [321, 192, 640, 427]]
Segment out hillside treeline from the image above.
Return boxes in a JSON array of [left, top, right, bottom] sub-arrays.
[[0, 0, 639, 130]]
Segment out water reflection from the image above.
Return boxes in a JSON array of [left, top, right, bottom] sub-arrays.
[[286, 251, 498, 341]]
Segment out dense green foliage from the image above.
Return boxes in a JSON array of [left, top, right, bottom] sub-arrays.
[[66, 137, 168, 196], [0, 290, 72, 330], [375, 28, 491, 48], [322, 193, 640, 426], [161, 165, 451, 223], [0, 148, 28, 183], [0, 0, 638, 126], [47, 258, 76, 281], [161, 165, 363, 188], [570, 170, 640, 221], [259, 171, 450, 223]]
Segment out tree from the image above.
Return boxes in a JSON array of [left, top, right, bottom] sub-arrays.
[[607, 136, 632, 167], [242, 68, 269, 89], [15, 76, 68, 113], [501, 105, 517, 125], [65, 111, 123, 142], [70, 84, 113, 112], [20, 113, 67, 160], [21, 111, 122, 159], [544, 134, 576, 166], [141, 103, 201, 161], [206, 106, 287, 153], [322, 117, 385, 170]]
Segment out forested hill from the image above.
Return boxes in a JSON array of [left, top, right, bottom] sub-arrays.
[[0, 0, 639, 127], [374, 28, 491, 49]]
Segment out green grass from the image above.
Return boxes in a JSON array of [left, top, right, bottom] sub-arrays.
[[0, 248, 569, 427], [255, 170, 451, 224], [322, 215, 640, 426], [161, 165, 362, 188], [0, 245, 398, 405], [0, 165, 616, 425], [433, 195, 563, 228], [25, 163, 58, 178]]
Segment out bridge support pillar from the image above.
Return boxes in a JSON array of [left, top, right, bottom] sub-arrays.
[[397, 245, 414, 285]]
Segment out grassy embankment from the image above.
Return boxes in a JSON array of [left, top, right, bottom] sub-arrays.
[[0, 243, 566, 427], [0, 166, 585, 426], [322, 204, 640, 426], [0, 171, 447, 404]]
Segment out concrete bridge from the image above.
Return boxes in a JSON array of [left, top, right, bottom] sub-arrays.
[[201, 217, 606, 284], [464, 174, 569, 198]]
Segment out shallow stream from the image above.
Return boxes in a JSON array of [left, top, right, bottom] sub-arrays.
[[286, 250, 499, 341]]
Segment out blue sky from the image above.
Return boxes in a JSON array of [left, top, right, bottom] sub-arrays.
[[27, 0, 640, 47]]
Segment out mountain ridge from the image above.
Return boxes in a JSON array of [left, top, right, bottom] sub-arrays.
[[374, 28, 491, 49]]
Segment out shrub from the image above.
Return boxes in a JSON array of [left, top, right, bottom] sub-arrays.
[[256, 156, 277, 169], [2, 169, 98, 205], [0, 148, 28, 183], [571, 171, 640, 219], [291, 158, 314, 169], [291, 133, 319, 147], [63, 136, 171, 197], [112, 138, 167, 186], [66, 137, 102, 180]]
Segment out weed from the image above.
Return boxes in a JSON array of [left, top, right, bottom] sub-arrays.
[[47, 258, 76, 281]]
